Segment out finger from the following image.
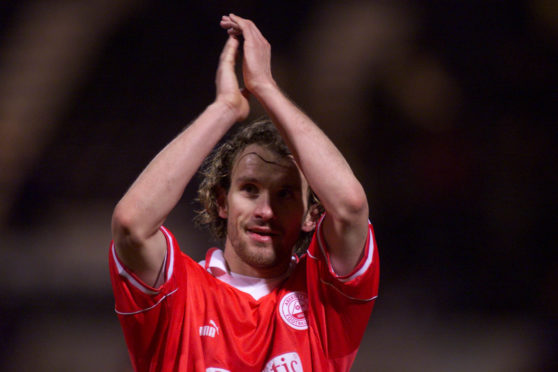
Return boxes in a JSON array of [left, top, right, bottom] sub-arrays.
[[228, 29, 242, 39], [228, 14, 250, 32], [220, 18, 242, 40], [219, 35, 239, 64], [220, 16, 239, 31], [228, 14, 267, 44], [219, 19, 233, 29]]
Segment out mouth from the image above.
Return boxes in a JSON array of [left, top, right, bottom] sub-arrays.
[[246, 227, 277, 243]]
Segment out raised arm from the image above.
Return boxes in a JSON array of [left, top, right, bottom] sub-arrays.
[[111, 35, 249, 286], [221, 14, 369, 276]]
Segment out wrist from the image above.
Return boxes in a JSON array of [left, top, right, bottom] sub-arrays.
[[209, 99, 246, 122], [249, 80, 279, 101]]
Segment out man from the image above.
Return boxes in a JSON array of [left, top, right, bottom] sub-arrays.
[[109, 14, 379, 372]]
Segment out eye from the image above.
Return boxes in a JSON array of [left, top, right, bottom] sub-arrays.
[[241, 183, 259, 197], [277, 188, 294, 199]]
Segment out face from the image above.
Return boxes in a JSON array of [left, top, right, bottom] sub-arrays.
[[219, 144, 315, 278]]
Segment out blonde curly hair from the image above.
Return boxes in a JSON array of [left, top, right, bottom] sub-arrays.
[[194, 118, 323, 253]]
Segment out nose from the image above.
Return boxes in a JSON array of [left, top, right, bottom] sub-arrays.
[[254, 193, 274, 221]]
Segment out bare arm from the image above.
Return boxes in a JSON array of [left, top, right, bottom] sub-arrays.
[[111, 35, 249, 286], [222, 15, 369, 275]]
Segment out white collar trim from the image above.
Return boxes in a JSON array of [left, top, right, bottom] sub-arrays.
[[198, 249, 294, 301]]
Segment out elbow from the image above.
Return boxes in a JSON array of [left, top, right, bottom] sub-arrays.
[[336, 184, 369, 224], [111, 201, 145, 247]]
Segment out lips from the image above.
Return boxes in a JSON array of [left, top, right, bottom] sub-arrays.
[[246, 226, 277, 243]]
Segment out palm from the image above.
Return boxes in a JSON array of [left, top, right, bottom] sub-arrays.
[[216, 36, 250, 121]]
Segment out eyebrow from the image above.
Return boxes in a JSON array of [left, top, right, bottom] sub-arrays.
[[235, 176, 259, 184]]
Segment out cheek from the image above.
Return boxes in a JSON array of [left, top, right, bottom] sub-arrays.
[[225, 213, 243, 246], [278, 203, 305, 229], [226, 196, 251, 225]]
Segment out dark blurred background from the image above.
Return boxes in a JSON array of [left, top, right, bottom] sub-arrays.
[[0, 1, 556, 371]]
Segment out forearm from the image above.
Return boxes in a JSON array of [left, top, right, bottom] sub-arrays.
[[255, 84, 369, 275], [112, 101, 239, 243], [254, 84, 368, 221]]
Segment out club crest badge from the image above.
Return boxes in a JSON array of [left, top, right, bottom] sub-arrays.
[[279, 291, 308, 330]]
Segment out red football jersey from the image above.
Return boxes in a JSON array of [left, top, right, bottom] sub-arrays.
[[109, 218, 379, 372]]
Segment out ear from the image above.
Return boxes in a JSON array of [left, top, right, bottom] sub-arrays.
[[217, 187, 228, 219], [302, 204, 321, 232]]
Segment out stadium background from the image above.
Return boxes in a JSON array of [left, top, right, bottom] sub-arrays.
[[0, 1, 556, 370]]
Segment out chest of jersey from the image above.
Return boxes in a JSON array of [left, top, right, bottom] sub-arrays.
[[178, 267, 313, 371]]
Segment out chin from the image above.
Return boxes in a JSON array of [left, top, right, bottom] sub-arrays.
[[245, 247, 278, 268]]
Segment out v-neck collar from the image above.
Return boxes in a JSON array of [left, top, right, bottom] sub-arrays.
[[199, 248, 297, 300]]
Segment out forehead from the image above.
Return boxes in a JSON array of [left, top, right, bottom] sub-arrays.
[[231, 144, 303, 186]]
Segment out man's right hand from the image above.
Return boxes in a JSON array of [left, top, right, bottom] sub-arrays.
[[220, 14, 277, 99], [215, 35, 250, 122]]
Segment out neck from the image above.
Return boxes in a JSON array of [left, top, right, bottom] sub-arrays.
[[223, 244, 292, 279]]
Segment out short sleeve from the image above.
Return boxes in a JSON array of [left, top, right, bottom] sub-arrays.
[[108, 226, 180, 316], [304, 217, 380, 362], [108, 226, 191, 369], [306, 217, 379, 302]]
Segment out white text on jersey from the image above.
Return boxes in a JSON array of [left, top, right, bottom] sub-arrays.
[[200, 320, 219, 338], [263, 352, 303, 372]]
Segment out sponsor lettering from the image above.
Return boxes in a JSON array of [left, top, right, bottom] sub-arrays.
[[262, 352, 303, 372]]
